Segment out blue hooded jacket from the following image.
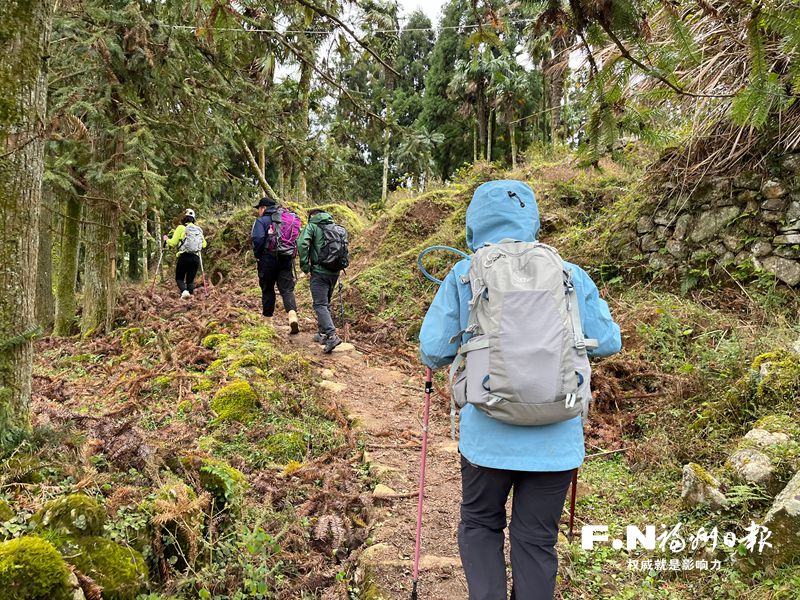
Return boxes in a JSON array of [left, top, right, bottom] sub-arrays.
[[419, 180, 622, 471]]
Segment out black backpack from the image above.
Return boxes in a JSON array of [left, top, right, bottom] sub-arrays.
[[316, 223, 349, 271]]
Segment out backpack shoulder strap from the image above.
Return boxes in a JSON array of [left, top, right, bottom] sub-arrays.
[[563, 268, 598, 353]]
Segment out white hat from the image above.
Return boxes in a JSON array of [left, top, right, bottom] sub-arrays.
[[185, 208, 196, 218]]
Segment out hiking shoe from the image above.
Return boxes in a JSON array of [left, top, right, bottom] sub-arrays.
[[323, 335, 342, 354], [313, 332, 329, 344], [288, 310, 299, 335], [181, 290, 191, 299]]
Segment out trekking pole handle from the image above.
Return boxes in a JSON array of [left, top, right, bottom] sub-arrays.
[[417, 246, 470, 285]]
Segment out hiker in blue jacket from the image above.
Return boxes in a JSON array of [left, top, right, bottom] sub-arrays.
[[419, 180, 622, 600]]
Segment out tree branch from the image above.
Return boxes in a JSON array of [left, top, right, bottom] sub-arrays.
[[292, 0, 400, 79], [597, 20, 734, 99]]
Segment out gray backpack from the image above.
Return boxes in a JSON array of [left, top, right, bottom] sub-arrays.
[[180, 223, 204, 254], [449, 241, 597, 436]]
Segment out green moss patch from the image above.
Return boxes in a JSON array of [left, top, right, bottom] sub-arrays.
[[201, 333, 230, 350], [0, 536, 73, 600], [261, 431, 307, 463], [700, 350, 800, 433], [58, 536, 147, 600], [211, 381, 258, 423], [0, 501, 13, 523], [32, 494, 106, 536]]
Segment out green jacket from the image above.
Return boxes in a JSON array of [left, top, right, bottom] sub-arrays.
[[298, 212, 338, 276], [166, 223, 207, 256]]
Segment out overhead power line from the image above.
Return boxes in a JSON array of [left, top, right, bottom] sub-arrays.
[[160, 19, 538, 36]]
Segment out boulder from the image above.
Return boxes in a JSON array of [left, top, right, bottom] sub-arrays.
[[733, 171, 763, 190], [788, 200, 800, 222], [673, 214, 692, 240], [745, 428, 792, 448], [750, 241, 773, 258], [640, 234, 659, 252], [689, 207, 741, 243], [57, 537, 148, 600], [665, 239, 687, 259], [637, 215, 655, 234], [762, 210, 785, 224], [760, 256, 800, 286], [774, 233, 800, 245], [762, 180, 788, 199], [781, 154, 800, 174], [32, 494, 106, 537], [728, 448, 776, 492], [759, 471, 800, 567], [681, 463, 728, 510], [0, 536, 74, 600], [648, 253, 675, 270]]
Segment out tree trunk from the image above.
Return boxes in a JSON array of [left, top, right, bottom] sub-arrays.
[[473, 121, 478, 163], [543, 35, 572, 145], [140, 200, 148, 283], [475, 82, 488, 160], [487, 108, 494, 162], [54, 195, 81, 336], [127, 223, 140, 280], [510, 122, 517, 170], [0, 0, 53, 445], [81, 194, 118, 336], [297, 59, 312, 201], [35, 189, 55, 332], [153, 207, 162, 282], [277, 157, 286, 197], [381, 126, 391, 206]]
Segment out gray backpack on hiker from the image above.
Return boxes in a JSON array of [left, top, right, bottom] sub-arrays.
[[181, 223, 204, 254], [449, 241, 597, 434]]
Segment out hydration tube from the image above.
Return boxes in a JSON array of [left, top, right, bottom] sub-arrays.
[[417, 245, 470, 285]]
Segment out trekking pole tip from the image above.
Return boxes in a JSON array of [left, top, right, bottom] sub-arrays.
[[410, 580, 418, 600]]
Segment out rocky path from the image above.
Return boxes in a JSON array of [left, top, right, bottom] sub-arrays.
[[279, 313, 468, 599]]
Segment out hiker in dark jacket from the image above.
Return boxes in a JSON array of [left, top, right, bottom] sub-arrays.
[[251, 197, 299, 333], [164, 208, 206, 299], [298, 209, 346, 353]]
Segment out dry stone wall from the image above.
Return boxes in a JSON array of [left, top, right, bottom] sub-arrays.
[[637, 154, 800, 286]]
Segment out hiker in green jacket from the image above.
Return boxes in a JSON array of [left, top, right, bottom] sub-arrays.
[[298, 209, 349, 354], [164, 208, 207, 299]]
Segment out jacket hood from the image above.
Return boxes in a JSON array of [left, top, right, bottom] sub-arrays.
[[465, 180, 540, 251], [310, 212, 334, 225]]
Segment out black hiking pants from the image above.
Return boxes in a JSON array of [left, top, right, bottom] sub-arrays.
[[309, 271, 339, 336], [459, 456, 574, 600], [257, 255, 297, 316], [175, 252, 200, 294]]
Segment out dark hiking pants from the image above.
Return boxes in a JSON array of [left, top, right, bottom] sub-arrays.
[[176, 252, 200, 294], [459, 456, 574, 600], [257, 256, 297, 316], [310, 272, 338, 336]]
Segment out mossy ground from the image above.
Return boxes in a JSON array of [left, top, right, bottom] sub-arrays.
[[0, 536, 73, 600], [58, 536, 148, 600], [20, 267, 365, 598]]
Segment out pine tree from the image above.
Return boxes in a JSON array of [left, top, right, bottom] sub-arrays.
[[0, 0, 54, 447]]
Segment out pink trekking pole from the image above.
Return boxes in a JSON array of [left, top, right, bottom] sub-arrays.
[[411, 367, 433, 600]]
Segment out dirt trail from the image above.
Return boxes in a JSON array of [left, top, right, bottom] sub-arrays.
[[273, 309, 468, 600]]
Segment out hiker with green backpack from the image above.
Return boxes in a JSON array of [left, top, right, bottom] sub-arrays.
[[164, 208, 207, 299], [418, 181, 622, 600], [298, 209, 349, 354]]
